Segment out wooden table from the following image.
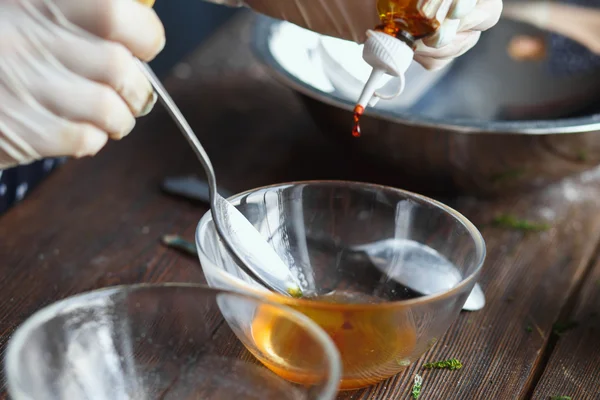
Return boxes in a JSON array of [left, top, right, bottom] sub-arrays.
[[1, 12, 599, 400]]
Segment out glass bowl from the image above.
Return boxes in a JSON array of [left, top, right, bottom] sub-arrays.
[[196, 181, 486, 390], [4, 284, 341, 400]]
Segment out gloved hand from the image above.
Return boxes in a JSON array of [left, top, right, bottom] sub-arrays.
[[0, 0, 165, 169], [224, 0, 502, 70]]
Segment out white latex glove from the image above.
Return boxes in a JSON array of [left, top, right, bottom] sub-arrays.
[[0, 0, 165, 169], [218, 0, 502, 71]]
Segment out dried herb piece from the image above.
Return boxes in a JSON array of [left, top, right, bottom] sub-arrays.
[[550, 396, 571, 400], [411, 374, 423, 399], [161, 235, 198, 257], [576, 150, 588, 162], [492, 214, 550, 232], [490, 168, 526, 183], [287, 287, 303, 298], [526, 326, 533, 333], [553, 321, 578, 336], [423, 358, 463, 370]]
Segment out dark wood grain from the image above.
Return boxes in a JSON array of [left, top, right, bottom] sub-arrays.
[[530, 251, 600, 399], [0, 10, 408, 396], [1, 10, 600, 400], [332, 169, 600, 400]]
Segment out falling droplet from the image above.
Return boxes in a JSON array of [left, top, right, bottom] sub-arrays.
[[352, 105, 364, 138]]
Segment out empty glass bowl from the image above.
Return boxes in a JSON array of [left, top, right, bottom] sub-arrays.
[[4, 284, 341, 400], [196, 181, 486, 390]]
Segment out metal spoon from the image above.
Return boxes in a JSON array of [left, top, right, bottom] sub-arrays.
[[161, 175, 234, 203], [350, 239, 485, 311], [138, 61, 303, 297]]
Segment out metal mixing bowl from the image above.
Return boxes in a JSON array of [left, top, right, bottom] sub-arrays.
[[251, 14, 600, 197]]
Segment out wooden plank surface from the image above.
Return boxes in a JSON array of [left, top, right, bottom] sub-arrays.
[[531, 252, 600, 399], [332, 168, 600, 399], [0, 11, 397, 395], [1, 11, 600, 400]]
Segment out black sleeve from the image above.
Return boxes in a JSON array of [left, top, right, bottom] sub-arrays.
[[0, 157, 65, 216]]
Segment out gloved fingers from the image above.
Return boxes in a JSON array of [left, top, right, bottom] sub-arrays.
[[422, 19, 461, 48], [449, 0, 479, 19], [423, 0, 501, 48], [415, 31, 481, 69], [458, 0, 502, 32], [416, 30, 480, 58], [56, 121, 109, 158], [423, 0, 478, 48], [50, 0, 165, 61], [0, 148, 22, 170], [26, 120, 109, 160], [46, 33, 156, 116], [90, 42, 157, 117], [29, 71, 137, 140], [0, 104, 107, 168], [413, 55, 454, 71]]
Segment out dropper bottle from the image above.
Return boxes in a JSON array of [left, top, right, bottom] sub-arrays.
[[353, 0, 455, 137]]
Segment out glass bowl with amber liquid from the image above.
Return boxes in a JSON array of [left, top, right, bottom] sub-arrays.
[[197, 181, 485, 390]]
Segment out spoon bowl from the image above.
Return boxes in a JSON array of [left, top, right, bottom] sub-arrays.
[[350, 238, 485, 311]]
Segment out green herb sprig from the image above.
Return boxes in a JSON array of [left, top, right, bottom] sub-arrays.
[[490, 168, 526, 183], [550, 396, 571, 400], [577, 150, 588, 162], [492, 214, 550, 232], [287, 287, 303, 298], [411, 374, 423, 399], [423, 358, 463, 370], [161, 234, 198, 256], [553, 321, 578, 336]]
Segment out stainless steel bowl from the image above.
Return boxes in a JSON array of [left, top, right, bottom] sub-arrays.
[[251, 14, 600, 197]]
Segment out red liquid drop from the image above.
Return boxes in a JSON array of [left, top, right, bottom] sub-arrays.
[[352, 105, 364, 138]]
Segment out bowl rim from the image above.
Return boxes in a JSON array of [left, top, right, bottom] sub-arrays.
[[251, 14, 600, 136], [4, 283, 342, 400], [196, 180, 487, 311]]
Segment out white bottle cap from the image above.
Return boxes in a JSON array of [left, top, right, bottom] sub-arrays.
[[357, 30, 415, 109]]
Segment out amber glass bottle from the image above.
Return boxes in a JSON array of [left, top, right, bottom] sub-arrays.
[[376, 0, 452, 43], [352, 0, 453, 137]]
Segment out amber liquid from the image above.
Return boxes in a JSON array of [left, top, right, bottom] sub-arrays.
[[352, 0, 450, 137], [352, 105, 364, 138], [251, 291, 416, 390], [376, 0, 448, 39]]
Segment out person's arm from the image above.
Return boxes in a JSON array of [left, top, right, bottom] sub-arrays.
[[0, 159, 64, 215]]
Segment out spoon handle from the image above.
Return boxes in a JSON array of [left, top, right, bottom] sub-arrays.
[[137, 61, 219, 195], [138, 62, 302, 297]]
